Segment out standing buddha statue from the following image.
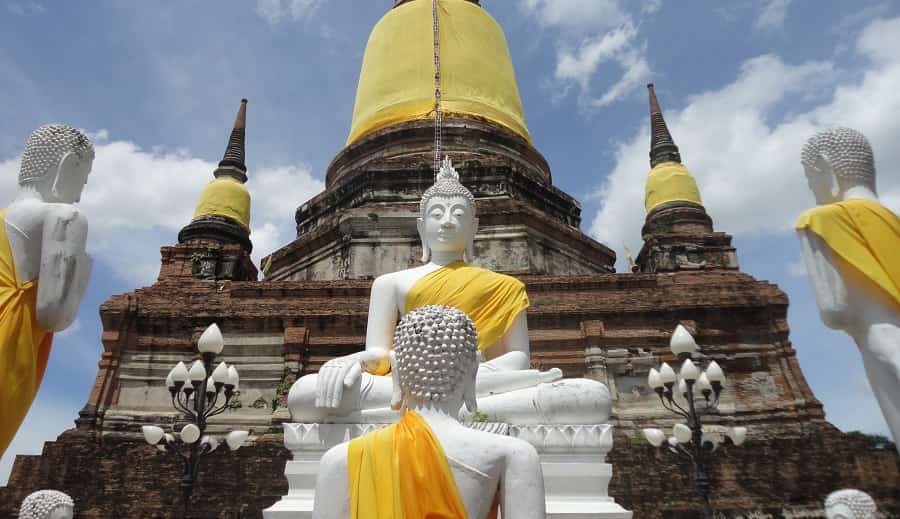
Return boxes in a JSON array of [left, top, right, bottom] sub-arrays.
[[796, 127, 900, 449], [1, 124, 93, 456]]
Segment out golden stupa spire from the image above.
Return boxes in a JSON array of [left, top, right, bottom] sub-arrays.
[[190, 99, 252, 230], [643, 84, 703, 212]]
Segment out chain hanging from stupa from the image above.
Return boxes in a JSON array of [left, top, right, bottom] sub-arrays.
[[432, 0, 443, 178]]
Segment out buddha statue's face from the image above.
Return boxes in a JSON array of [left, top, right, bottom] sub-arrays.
[[803, 154, 838, 205], [419, 195, 476, 255], [51, 151, 94, 204]]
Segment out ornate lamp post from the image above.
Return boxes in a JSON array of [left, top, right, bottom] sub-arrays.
[[641, 325, 747, 519], [141, 323, 250, 518]]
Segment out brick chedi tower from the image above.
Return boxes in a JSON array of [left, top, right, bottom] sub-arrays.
[[636, 84, 738, 273], [1, 2, 896, 518], [169, 99, 258, 282]]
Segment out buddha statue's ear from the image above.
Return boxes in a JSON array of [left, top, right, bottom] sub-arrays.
[[417, 217, 431, 263], [464, 217, 479, 264], [463, 369, 478, 413]]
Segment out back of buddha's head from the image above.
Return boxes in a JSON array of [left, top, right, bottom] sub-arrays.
[[801, 127, 876, 194], [19, 124, 94, 187], [393, 305, 478, 403]]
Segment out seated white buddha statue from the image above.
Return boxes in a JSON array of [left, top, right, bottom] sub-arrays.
[[289, 157, 610, 424], [313, 305, 546, 519], [796, 127, 900, 448]]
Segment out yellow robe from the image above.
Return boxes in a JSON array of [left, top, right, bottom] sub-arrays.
[[349, 411, 497, 519], [404, 261, 529, 353], [796, 198, 900, 311], [0, 209, 53, 457]]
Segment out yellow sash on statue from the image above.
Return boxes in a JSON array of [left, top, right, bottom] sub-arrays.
[[796, 198, 900, 311], [0, 209, 54, 457], [404, 261, 529, 353], [348, 411, 470, 519]]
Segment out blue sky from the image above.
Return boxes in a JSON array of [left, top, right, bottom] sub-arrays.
[[2, 0, 900, 484]]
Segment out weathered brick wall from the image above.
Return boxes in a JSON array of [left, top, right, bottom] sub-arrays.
[[1, 424, 895, 518], [1, 429, 289, 518], [609, 426, 899, 518]]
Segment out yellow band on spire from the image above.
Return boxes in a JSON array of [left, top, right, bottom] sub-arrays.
[[645, 161, 703, 212]]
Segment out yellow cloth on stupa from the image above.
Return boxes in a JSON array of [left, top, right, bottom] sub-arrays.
[[348, 0, 531, 145], [405, 261, 529, 353], [348, 411, 470, 519], [796, 198, 900, 311], [0, 209, 54, 457]]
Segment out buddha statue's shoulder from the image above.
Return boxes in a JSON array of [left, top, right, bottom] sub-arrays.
[[459, 263, 525, 286], [797, 199, 899, 231]]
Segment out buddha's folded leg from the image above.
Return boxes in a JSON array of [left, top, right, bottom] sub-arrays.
[[463, 378, 611, 425], [288, 372, 393, 422], [475, 368, 562, 396]]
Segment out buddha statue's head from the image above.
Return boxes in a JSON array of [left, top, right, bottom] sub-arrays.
[[18, 124, 94, 204], [417, 157, 478, 263], [801, 127, 876, 205], [824, 489, 878, 519], [19, 490, 75, 519], [391, 305, 479, 414]]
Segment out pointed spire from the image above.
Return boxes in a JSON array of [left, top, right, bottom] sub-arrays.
[[215, 98, 248, 183], [647, 84, 682, 168]]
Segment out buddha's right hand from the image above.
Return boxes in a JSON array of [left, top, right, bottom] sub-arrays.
[[315, 348, 389, 408]]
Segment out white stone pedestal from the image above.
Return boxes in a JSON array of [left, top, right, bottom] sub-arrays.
[[263, 422, 631, 519]]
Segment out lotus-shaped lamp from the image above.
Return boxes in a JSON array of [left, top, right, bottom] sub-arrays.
[[142, 425, 164, 445], [226, 430, 249, 451], [188, 360, 206, 382], [198, 323, 225, 354], [673, 423, 692, 444], [670, 324, 699, 356], [642, 428, 666, 447], [180, 424, 201, 444], [728, 427, 747, 446]]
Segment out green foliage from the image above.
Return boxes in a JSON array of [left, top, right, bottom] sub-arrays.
[[469, 411, 490, 423], [271, 368, 296, 412], [227, 390, 243, 410]]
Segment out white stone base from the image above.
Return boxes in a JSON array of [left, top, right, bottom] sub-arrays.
[[263, 422, 631, 519]]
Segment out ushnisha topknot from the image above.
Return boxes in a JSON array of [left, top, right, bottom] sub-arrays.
[[824, 489, 878, 519], [801, 127, 876, 191], [393, 305, 478, 404], [420, 156, 476, 216], [19, 124, 94, 186], [19, 490, 74, 519]]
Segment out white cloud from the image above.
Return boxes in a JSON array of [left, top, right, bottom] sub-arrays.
[[256, 0, 322, 24], [589, 16, 900, 269], [1, 135, 324, 287], [755, 0, 792, 31], [522, 0, 655, 110], [641, 0, 662, 15], [520, 0, 627, 34], [6, 1, 45, 16]]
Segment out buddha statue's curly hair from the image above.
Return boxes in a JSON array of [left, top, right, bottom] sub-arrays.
[[19, 490, 74, 519], [393, 305, 478, 404], [801, 127, 876, 193], [824, 489, 878, 519], [19, 124, 94, 186]]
